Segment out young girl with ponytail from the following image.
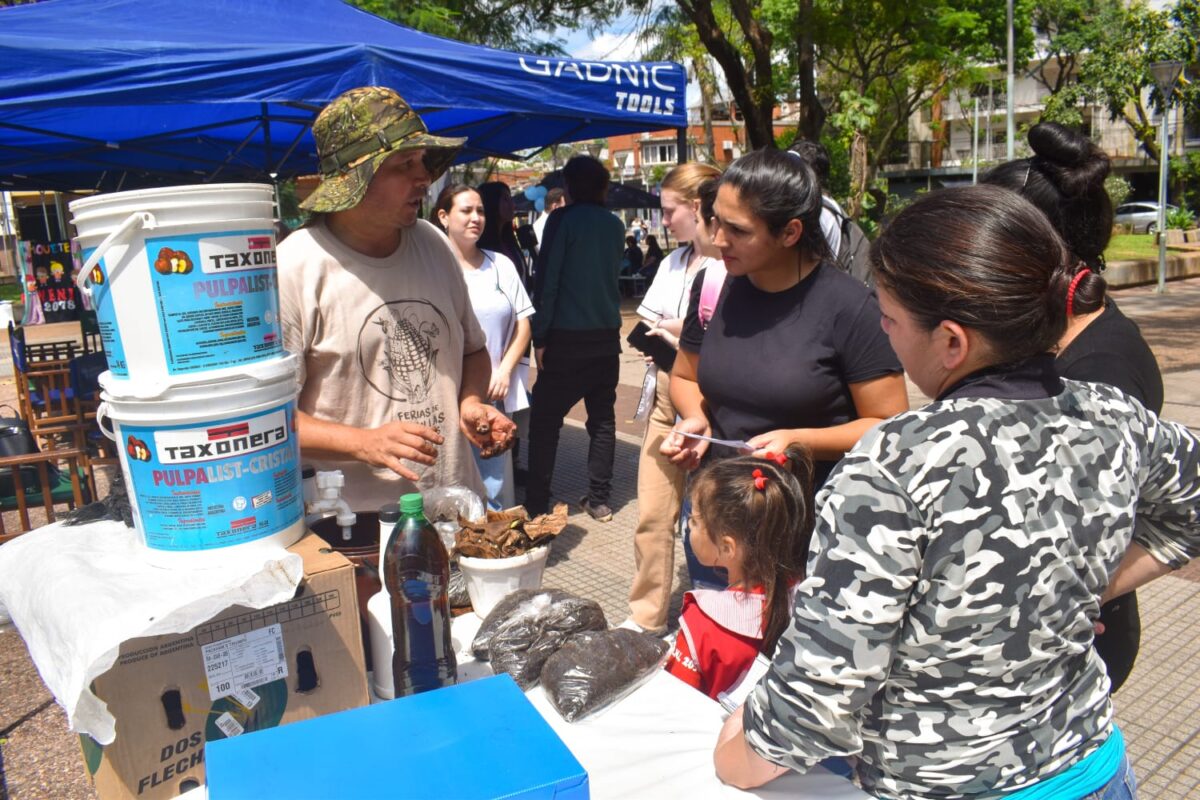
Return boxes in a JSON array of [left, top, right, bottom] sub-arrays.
[[665, 448, 815, 700]]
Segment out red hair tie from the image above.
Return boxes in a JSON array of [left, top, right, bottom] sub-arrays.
[[752, 468, 767, 491], [763, 451, 788, 466], [1066, 268, 1091, 318]]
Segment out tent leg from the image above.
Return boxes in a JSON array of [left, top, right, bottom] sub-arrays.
[[676, 128, 687, 164]]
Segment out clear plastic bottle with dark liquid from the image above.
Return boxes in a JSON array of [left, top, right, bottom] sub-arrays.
[[383, 493, 456, 697]]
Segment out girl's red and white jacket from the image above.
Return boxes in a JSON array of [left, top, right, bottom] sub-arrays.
[[665, 585, 796, 700]]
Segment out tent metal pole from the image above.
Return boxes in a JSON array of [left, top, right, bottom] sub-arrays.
[[261, 103, 273, 173], [207, 122, 264, 182], [54, 191, 67, 243], [272, 126, 311, 175], [676, 127, 686, 164], [40, 191, 52, 240], [0, 191, 20, 280]]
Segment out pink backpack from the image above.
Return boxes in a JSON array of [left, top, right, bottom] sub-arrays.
[[697, 261, 728, 330]]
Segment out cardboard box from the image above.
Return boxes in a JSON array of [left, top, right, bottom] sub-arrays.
[[206, 674, 588, 799], [80, 534, 369, 800]]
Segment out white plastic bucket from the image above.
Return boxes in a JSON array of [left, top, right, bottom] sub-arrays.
[[457, 546, 551, 618], [97, 354, 305, 567], [70, 184, 284, 387]]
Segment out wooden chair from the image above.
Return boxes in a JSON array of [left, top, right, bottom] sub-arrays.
[[8, 322, 81, 450], [70, 352, 120, 495], [0, 434, 89, 541]]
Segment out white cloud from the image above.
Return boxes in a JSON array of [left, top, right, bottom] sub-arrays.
[[569, 31, 646, 62]]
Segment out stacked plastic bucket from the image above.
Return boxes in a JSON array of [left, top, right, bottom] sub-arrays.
[[70, 185, 305, 566]]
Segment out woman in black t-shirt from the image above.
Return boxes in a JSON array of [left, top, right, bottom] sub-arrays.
[[983, 122, 1164, 692], [662, 149, 907, 489]]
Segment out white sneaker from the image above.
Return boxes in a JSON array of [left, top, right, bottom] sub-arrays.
[[617, 617, 668, 637]]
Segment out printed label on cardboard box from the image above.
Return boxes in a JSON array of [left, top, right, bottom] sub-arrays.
[[201, 623, 288, 701], [213, 713, 245, 738], [231, 687, 260, 710]]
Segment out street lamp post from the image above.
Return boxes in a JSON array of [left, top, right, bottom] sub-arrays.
[[1006, 0, 1015, 161], [1151, 60, 1184, 294]]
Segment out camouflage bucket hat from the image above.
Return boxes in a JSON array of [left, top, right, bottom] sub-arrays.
[[300, 86, 466, 213]]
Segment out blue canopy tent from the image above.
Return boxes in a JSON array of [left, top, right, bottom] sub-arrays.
[[0, 0, 687, 191]]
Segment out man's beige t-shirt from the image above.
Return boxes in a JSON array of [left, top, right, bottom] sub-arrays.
[[278, 218, 487, 512]]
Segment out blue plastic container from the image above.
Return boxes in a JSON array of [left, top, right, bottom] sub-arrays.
[[206, 674, 589, 799]]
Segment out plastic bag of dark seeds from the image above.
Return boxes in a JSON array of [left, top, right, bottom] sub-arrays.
[[541, 629, 669, 722]]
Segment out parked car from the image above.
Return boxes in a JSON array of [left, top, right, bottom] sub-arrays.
[[1114, 201, 1177, 234]]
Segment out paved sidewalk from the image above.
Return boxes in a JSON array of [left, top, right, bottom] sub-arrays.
[[2, 279, 1200, 798]]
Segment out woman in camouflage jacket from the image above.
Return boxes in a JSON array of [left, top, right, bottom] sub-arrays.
[[715, 186, 1200, 799]]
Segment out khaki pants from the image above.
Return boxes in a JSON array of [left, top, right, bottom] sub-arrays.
[[627, 368, 687, 630]]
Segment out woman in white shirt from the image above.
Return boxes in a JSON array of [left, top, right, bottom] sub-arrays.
[[622, 162, 723, 635], [433, 185, 534, 509]]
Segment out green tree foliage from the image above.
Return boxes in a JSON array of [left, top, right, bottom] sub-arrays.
[[798, 0, 1032, 216], [1042, 0, 1198, 162], [1029, 0, 1116, 98], [1171, 152, 1200, 211]]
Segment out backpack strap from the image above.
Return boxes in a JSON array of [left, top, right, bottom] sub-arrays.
[[697, 261, 728, 330]]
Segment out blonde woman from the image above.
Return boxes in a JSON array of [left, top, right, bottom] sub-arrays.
[[621, 162, 723, 635]]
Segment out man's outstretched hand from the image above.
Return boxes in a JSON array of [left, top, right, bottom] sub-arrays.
[[460, 400, 517, 458]]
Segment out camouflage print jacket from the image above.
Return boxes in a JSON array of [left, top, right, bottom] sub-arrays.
[[744, 374, 1200, 800]]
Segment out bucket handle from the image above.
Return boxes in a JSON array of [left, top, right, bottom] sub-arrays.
[[75, 211, 158, 300], [95, 401, 118, 442]]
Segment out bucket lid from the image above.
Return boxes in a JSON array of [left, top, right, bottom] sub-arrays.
[[100, 353, 299, 402], [69, 183, 275, 215]]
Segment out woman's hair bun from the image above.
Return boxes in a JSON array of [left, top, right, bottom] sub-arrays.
[[1027, 122, 1109, 197]]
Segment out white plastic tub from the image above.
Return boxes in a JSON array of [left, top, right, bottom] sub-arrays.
[[457, 546, 551, 618], [70, 183, 284, 388], [96, 354, 304, 567]]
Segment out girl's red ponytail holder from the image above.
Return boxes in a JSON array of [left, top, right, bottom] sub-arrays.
[[752, 468, 767, 491], [764, 451, 788, 466]]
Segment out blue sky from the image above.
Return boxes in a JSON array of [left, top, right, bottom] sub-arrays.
[[557, 18, 703, 107], [561, 20, 646, 61]]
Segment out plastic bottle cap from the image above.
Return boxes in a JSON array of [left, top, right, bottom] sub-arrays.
[[399, 493, 424, 515], [378, 503, 401, 523]]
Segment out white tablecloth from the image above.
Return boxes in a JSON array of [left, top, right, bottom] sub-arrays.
[[449, 614, 870, 800]]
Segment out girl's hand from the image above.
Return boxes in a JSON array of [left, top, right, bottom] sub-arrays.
[[661, 416, 710, 471], [746, 429, 803, 458], [487, 366, 511, 402]]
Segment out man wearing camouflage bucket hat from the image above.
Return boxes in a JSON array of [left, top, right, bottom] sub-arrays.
[[279, 86, 515, 511]]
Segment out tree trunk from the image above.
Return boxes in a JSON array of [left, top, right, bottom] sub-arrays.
[[930, 86, 947, 168], [847, 132, 869, 218], [694, 56, 718, 163], [678, 0, 777, 151], [795, 0, 825, 141]]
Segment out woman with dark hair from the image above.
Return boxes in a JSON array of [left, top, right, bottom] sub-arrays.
[[663, 148, 907, 490], [715, 185, 1200, 798], [431, 184, 533, 509], [477, 181, 529, 285], [641, 234, 665, 281], [983, 122, 1163, 692]]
